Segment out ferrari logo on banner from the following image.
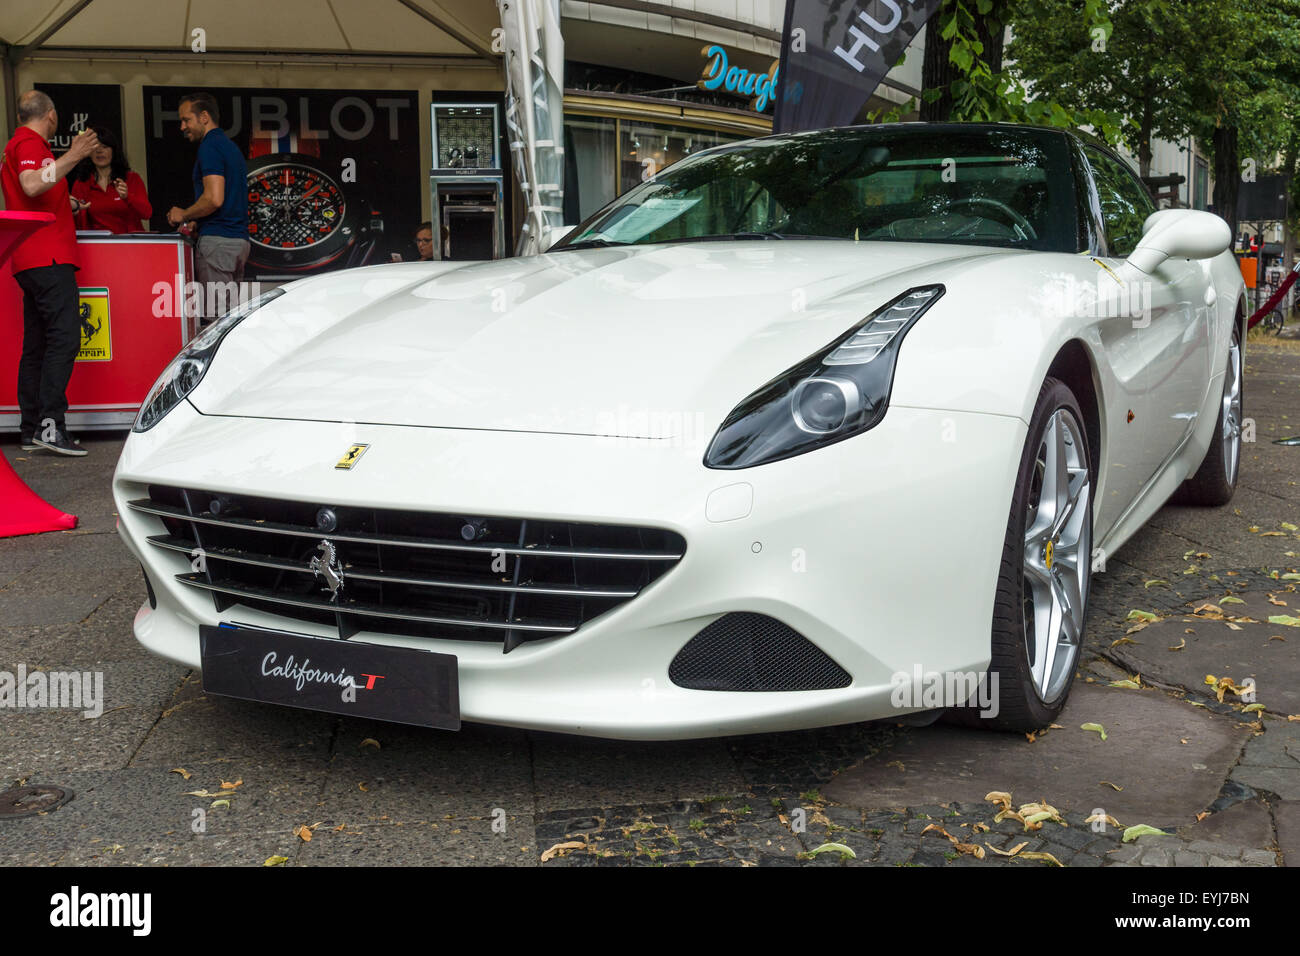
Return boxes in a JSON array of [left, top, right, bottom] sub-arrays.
[[76, 287, 111, 361]]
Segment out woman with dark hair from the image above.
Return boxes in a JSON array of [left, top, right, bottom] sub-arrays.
[[70, 126, 152, 233]]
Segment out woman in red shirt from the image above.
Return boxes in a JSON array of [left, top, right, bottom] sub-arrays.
[[70, 126, 152, 233]]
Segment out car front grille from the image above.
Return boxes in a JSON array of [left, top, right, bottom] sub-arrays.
[[128, 485, 686, 652]]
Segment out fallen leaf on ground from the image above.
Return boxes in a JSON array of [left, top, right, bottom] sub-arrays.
[[1219, 595, 1245, 605], [182, 789, 229, 798], [805, 842, 857, 860], [210, 799, 230, 809], [1268, 594, 1288, 606], [1196, 811, 1210, 822], [1099, 781, 1124, 791], [1112, 637, 1140, 647], [1242, 703, 1265, 713], [1109, 679, 1141, 689], [1192, 603, 1226, 619], [1081, 722, 1108, 741], [1270, 615, 1300, 627], [1018, 851, 1064, 866], [1122, 824, 1171, 843], [293, 824, 313, 842], [220, 780, 243, 790], [360, 738, 380, 749], [169, 768, 192, 780], [264, 856, 289, 867], [1169, 637, 1186, 651], [1204, 674, 1251, 702], [953, 842, 985, 859], [1085, 811, 1121, 828], [1144, 579, 1170, 589], [985, 791, 1013, 812], [986, 841, 1029, 857], [1126, 609, 1159, 622], [540, 841, 587, 862]]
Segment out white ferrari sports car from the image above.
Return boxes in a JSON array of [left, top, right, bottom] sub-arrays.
[[114, 123, 1244, 739]]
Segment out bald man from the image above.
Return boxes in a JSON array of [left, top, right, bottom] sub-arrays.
[[1, 90, 99, 455]]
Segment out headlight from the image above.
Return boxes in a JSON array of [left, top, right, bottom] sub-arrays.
[[133, 288, 286, 432], [704, 286, 944, 469]]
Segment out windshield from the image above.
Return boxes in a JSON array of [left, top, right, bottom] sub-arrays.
[[557, 125, 1080, 253]]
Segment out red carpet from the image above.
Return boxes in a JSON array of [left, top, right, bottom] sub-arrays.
[[0, 453, 78, 536]]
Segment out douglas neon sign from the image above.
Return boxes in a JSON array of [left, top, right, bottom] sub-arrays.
[[697, 45, 780, 112]]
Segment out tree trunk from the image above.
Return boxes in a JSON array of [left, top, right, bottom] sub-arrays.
[[920, 11, 955, 122], [1138, 92, 1153, 178], [921, 0, 1006, 122], [1212, 124, 1240, 244]]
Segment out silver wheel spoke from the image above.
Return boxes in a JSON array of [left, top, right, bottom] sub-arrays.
[[1021, 405, 1090, 705]]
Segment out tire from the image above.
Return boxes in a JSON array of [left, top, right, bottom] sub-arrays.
[[948, 378, 1093, 732], [1172, 324, 1242, 506]]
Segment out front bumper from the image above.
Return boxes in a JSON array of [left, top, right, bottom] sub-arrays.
[[114, 400, 1026, 739]]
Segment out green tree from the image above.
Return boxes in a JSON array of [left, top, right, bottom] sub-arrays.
[[921, 0, 1124, 142]]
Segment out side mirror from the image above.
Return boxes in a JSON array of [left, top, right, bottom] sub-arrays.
[[1127, 209, 1230, 274], [539, 224, 577, 252]]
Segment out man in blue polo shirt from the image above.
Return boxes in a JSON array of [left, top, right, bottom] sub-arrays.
[[166, 92, 248, 317]]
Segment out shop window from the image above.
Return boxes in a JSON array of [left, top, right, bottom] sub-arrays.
[[618, 122, 734, 195], [564, 116, 617, 221]]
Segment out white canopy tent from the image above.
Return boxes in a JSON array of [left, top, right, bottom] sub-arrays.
[[0, 0, 503, 130]]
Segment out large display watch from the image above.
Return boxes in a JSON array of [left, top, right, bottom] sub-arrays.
[[245, 152, 383, 272]]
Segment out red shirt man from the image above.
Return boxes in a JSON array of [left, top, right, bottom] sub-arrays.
[[1, 91, 98, 456], [1, 125, 81, 271]]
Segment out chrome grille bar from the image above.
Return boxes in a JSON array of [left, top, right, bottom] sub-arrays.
[[128, 499, 682, 561], [173, 574, 576, 633], [145, 535, 639, 598]]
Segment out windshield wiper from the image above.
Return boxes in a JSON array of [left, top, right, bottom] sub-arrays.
[[656, 232, 846, 244], [554, 238, 630, 250]]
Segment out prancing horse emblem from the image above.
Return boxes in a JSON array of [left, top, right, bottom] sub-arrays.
[[308, 540, 344, 600]]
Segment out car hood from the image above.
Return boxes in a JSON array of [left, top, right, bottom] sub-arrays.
[[194, 241, 1008, 438]]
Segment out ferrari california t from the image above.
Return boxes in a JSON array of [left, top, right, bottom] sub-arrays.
[[114, 123, 1244, 738]]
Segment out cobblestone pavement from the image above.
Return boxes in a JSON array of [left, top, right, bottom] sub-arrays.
[[1, 341, 1298, 867]]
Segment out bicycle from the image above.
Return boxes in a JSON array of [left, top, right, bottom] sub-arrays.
[[1259, 306, 1286, 335]]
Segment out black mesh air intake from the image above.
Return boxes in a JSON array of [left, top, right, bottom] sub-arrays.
[[669, 613, 852, 691]]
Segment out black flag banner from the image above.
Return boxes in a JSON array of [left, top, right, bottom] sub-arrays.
[[773, 0, 941, 134]]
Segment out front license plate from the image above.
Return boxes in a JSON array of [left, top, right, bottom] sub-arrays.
[[199, 625, 460, 730]]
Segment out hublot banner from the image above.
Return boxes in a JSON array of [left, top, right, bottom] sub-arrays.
[[34, 83, 124, 160], [773, 0, 940, 133], [141, 87, 423, 276]]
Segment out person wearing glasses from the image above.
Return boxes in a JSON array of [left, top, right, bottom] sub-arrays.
[[414, 221, 435, 261]]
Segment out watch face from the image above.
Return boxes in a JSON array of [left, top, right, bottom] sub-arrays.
[[247, 161, 347, 252]]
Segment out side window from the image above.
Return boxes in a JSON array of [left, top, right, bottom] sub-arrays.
[[1085, 146, 1155, 257]]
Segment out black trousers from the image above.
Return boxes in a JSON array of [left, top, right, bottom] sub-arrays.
[[14, 263, 80, 437]]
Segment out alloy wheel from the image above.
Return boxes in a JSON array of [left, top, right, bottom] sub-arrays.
[[1021, 408, 1091, 704], [1221, 335, 1243, 486]]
